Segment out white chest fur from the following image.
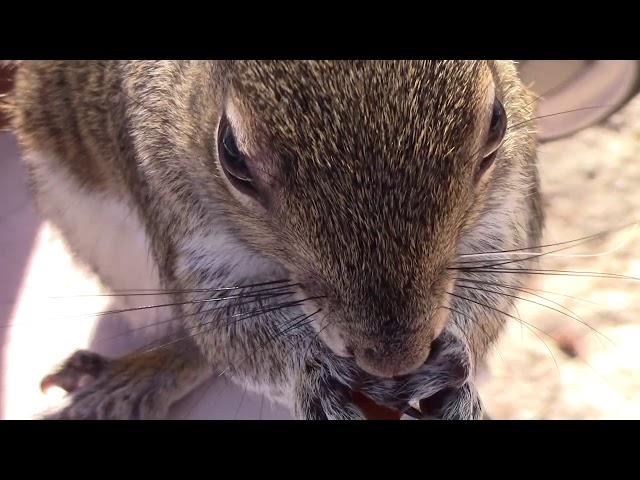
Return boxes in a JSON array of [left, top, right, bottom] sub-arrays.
[[25, 153, 166, 327]]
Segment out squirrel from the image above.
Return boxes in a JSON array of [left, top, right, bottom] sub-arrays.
[[5, 61, 542, 419]]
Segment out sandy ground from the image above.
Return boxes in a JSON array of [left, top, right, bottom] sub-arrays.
[[479, 94, 640, 419], [0, 94, 638, 420]]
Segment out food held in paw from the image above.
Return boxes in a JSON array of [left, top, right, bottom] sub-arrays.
[[350, 390, 403, 420]]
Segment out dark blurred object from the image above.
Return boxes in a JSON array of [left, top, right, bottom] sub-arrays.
[[0, 62, 17, 130], [517, 60, 640, 142]]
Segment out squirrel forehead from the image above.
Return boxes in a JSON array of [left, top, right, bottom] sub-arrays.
[[226, 60, 492, 164]]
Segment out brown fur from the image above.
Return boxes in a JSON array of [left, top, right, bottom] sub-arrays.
[[8, 61, 542, 419]]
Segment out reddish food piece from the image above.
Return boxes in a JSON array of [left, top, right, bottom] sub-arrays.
[[350, 390, 403, 420]]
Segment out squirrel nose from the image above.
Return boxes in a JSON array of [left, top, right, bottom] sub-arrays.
[[353, 343, 431, 378]]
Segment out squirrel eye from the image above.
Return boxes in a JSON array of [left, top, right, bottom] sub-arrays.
[[485, 98, 507, 156], [217, 115, 257, 197], [476, 98, 507, 180]]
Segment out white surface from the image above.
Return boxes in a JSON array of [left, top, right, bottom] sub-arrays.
[[0, 133, 291, 419]]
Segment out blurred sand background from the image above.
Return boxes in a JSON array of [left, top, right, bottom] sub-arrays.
[[0, 64, 638, 419], [479, 94, 640, 419]]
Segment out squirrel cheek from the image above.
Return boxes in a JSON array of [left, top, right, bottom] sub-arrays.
[[432, 277, 457, 339], [431, 307, 449, 341]]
